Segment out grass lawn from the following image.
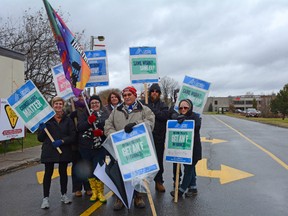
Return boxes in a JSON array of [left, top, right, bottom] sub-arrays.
[[0, 132, 41, 154], [221, 112, 288, 128]]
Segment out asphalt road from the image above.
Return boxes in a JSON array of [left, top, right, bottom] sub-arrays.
[[0, 115, 287, 216]]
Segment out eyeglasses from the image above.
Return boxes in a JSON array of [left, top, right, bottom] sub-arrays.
[[179, 107, 189, 110], [123, 93, 132, 97], [151, 90, 160, 93], [91, 101, 100, 105]]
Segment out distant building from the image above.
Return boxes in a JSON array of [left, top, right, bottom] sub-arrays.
[[204, 95, 274, 113]]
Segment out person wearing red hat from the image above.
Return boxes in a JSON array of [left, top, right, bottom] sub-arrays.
[[104, 86, 155, 211]]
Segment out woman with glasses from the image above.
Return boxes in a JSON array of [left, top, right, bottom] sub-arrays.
[[169, 99, 202, 198], [77, 95, 110, 203]]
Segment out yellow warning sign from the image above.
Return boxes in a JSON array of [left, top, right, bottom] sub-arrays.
[[4, 105, 18, 129]]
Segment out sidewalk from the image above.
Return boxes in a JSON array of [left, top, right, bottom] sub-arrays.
[[0, 145, 41, 176]]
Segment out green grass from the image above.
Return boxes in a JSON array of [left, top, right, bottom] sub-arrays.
[[0, 132, 41, 154], [225, 113, 288, 128]]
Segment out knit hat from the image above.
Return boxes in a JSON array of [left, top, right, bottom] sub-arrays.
[[149, 83, 161, 94], [122, 86, 137, 97], [179, 99, 193, 115], [89, 95, 102, 105]]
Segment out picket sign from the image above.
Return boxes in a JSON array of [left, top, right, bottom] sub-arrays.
[[6, 80, 61, 154]]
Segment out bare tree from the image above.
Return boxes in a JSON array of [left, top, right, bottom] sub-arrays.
[[159, 76, 179, 106], [0, 8, 87, 99]]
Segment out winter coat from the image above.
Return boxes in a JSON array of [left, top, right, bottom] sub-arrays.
[[141, 98, 169, 145], [170, 107, 202, 165], [38, 113, 76, 163], [77, 108, 110, 149], [104, 101, 155, 136]]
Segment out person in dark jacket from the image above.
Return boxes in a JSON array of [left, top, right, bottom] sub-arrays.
[[141, 83, 169, 192], [77, 95, 110, 203], [70, 94, 92, 197], [170, 99, 202, 198], [105, 91, 122, 114], [38, 97, 76, 209]]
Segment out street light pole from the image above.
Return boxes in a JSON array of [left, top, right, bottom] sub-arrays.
[[89, 35, 105, 95], [90, 36, 105, 50]]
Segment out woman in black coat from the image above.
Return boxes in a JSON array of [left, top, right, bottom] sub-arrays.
[[38, 97, 76, 209], [170, 99, 202, 198], [77, 95, 109, 203]]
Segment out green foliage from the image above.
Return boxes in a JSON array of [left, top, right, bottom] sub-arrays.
[[270, 84, 288, 120]]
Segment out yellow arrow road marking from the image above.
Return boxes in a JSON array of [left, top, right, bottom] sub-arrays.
[[80, 191, 114, 216], [196, 158, 254, 184], [36, 166, 72, 184], [213, 116, 288, 170], [201, 137, 227, 144]]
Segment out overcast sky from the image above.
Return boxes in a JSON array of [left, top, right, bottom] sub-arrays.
[[2, 0, 288, 96]]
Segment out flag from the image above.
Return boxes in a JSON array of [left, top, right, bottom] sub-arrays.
[[43, 0, 90, 96]]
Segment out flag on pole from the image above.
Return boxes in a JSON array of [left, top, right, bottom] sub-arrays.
[[42, 0, 90, 96]]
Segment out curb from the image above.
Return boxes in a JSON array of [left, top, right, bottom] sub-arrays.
[[0, 158, 40, 176]]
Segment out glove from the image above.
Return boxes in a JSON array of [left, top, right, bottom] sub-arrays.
[[70, 111, 77, 119], [124, 123, 136, 133], [38, 123, 46, 131], [93, 129, 103, 137], [88, 114, 97, 124], [52, 139, 63, 148], [177, 115, 186, 124]]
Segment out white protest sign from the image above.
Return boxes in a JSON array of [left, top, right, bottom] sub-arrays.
[[110, 123, 159, 181], [85, 50, 109, 87], [175, 76, 211, 115], [7, 80, 55, 133], [165, 120, 195, 165], [129, 47, 159, 84], [0, 98, 25, 141], [51, 64, 74, 100]]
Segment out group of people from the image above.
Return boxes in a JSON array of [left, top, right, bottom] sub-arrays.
[[38, 84, 202, 211]]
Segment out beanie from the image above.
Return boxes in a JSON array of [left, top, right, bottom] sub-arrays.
[[149, 83, 161, 94], [122, 86, 137, 97], [89, 95, 102, 105]]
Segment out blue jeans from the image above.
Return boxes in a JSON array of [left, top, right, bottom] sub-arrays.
[[179, 164, 196, 192]]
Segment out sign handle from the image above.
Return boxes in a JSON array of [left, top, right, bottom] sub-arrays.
[[143, 179, 157, 216], [44, 128, 62, 154], [144, 83, 148, 104], [174, 163, 180, 203], [70, 98, 77, 126]]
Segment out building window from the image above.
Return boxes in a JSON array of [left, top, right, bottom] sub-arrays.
[[214, 100, 218, 105]]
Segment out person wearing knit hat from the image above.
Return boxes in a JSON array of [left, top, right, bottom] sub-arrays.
[[170, 98, 202, 198], [77, 94, 110, 203], [141, 83, 169, 193], [105, 86, 155, 211]]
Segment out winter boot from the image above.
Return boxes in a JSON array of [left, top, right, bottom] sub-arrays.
[[88, 178, 98, 202], [95, 180, 107, 203]]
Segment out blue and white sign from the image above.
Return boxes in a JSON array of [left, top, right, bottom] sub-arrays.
[[7, 80, 55, 133], [51, 64, 74, 100], [175, 76, 211, 115], [129, 47, 159, 84], [165, 120, 195, 164], [110, 123, 159, 181], [85, 50, 109, 87]]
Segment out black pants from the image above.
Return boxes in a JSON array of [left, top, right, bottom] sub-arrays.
[[72, 151, 90, 192], [43, 162, 69, 198], [154, 141, 165, 183]]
